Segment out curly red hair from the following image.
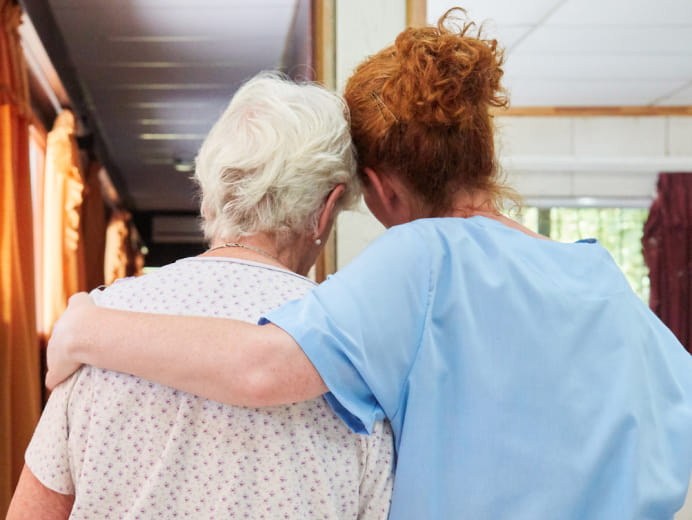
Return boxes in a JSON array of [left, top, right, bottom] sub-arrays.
[[344, 8, 515, 213]]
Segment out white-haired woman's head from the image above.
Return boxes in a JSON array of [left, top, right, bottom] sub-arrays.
[[194, 72, 360, 243]]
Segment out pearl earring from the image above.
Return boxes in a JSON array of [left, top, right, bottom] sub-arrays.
[[315, 238, 322, 245]]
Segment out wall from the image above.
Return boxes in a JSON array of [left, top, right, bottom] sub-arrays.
[[333, 0, 404, 268], [498, 115, 692, 207]]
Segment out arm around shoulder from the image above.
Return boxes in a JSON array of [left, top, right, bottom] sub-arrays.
[[46, 225, 428, 409], [46, 296, 327, 406]]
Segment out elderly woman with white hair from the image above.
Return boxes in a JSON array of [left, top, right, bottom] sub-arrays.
[[8, 73, 395, 520]]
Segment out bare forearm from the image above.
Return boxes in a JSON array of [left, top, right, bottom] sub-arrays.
[[48, 303, 327, 406], [7, 465, 74, 520]]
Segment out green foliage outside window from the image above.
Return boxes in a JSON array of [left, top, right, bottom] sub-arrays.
[[519, 207, 650, 303]]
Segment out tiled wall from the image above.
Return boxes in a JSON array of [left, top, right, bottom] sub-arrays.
[[499, 116, 692, 204]]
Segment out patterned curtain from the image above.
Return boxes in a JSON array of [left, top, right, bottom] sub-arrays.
[[643, 173, 692, 353], [0, 1, 41, 514]]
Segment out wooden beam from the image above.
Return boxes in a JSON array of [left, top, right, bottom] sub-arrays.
[[407, 0, 427, 27], [496, 106, 692, 117], [311, 0, 338, 282], [312, 0, 335, 89]]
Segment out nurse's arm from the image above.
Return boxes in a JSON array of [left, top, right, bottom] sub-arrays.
[[45, 293, 327, 406]]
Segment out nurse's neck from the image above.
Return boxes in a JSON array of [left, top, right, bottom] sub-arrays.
[[447, 193, 552, 241]]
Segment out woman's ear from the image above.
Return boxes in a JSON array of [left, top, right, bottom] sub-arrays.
[[362, 167, 414, 227], [316, 184, 346, 238], [363, 167, 389, 204]]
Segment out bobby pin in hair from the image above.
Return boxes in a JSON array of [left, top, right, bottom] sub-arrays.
[[371, 92, 398, 122]]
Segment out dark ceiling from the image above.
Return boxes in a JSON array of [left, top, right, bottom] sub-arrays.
[[21, 0, 311, 261]]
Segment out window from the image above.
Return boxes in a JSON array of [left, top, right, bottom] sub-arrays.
[[28, 123, 47, 333]]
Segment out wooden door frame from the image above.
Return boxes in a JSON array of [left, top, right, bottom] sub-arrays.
[[311, 0, 427, 281]]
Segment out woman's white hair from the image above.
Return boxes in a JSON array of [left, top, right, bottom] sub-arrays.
[[194, 72, 360, 243]]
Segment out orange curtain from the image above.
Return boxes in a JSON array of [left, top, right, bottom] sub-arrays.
[[40, 109, 87, 337], [0, 0, 41, 514], [82, 161, 107, 290]]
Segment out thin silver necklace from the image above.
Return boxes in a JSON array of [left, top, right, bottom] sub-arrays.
[[207, 242, 283, 265]]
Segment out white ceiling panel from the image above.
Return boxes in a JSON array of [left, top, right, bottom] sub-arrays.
[[547, 0, 692, 25], [427, 0, 692, 107], [422, 20, 537, 50], [427, 0, 564, 25], [516, 25, 692, 55], [507, 79, 688, 106], [505, 55, 692, 81], [488, 26, 536, 49], [657, 82, 692, 105]]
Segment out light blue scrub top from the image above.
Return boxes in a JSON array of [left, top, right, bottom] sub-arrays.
[[263, 217, 692, 519]]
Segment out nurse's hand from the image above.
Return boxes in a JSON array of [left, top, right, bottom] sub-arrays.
[[45, 292, 94, 389]]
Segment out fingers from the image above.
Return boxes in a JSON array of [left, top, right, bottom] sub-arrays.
[[45, 362, 82, 390], [45, 369, 59, 390], [45, 296, 90, 389]]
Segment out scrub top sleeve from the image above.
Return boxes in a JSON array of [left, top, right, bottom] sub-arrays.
[[263, 224, 432, 434]]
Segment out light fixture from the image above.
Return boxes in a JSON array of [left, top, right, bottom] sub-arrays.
[[173, 158, 195, 173]]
